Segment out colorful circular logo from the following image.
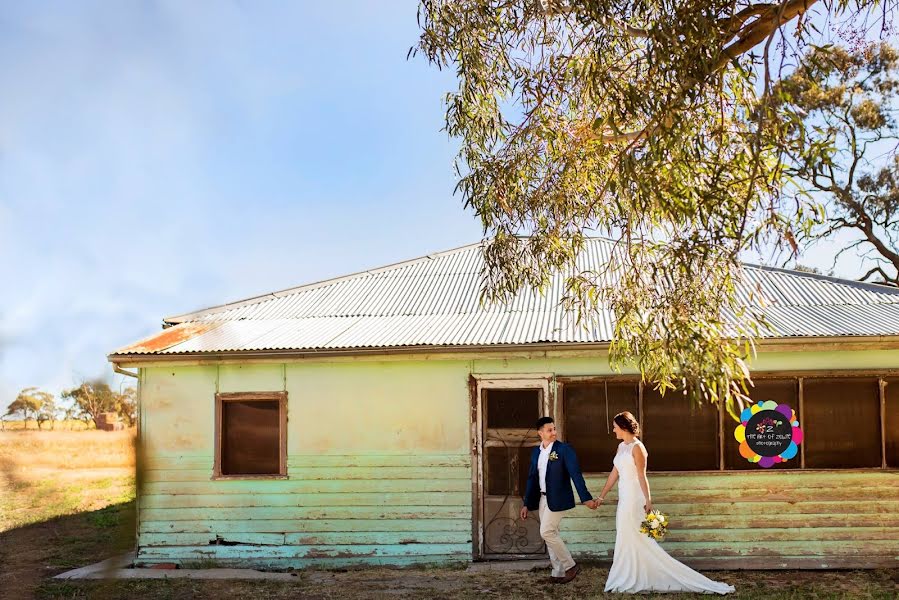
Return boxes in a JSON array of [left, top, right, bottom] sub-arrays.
[[734, 400, 803, 468]]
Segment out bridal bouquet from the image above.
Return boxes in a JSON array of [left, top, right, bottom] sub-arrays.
[[639, 509, 669, 541]]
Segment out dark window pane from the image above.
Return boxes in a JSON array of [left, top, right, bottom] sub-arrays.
[[804, 378, 881, 468], [564, 383, 639, 472], [485, 444, 534, 497], [222, 400, 280, 475], [886, 379, 899, 468], [642, 387, 719, 471], [724, 379, 800, 470], [486, 389, 540, 429]]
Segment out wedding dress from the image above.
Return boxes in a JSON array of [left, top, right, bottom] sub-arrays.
[[604, 439, 736, 594]]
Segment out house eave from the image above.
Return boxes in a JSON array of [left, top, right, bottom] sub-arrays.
[[107, 335, 899, 367]]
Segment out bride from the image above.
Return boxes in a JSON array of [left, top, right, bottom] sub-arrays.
[[596, 411, 736, 595]]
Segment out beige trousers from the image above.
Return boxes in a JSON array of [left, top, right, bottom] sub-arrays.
[[538, 496, 576, 577]]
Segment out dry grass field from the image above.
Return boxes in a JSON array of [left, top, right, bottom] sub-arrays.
[[0, 429, 135, 530], [0, 420, 96, 432], [0, 428, 896, 599], [0, 429, 136, 600]]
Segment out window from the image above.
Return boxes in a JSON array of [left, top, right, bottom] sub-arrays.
[[215, 392, 287, 478], [563, 382, 639, 472], [557, 373, 892, 472], [885, 379, 899, 468], [803, 378, 881, 468], [724, 379, 800, 470], [641, 386, 719, 471]]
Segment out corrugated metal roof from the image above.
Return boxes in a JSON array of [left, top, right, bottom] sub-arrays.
[[110, 239, 899, 356]]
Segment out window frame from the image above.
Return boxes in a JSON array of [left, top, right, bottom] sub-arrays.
[[558, 370, 897, 474], [213, 391, 288, 480]]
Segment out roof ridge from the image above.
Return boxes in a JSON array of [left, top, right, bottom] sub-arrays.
[[742, 262, 899, 296], [166, 240, 899, 325], [163, 240, 488, 325]]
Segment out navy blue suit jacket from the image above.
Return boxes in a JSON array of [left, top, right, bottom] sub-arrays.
[[523, 440, 593, 512]]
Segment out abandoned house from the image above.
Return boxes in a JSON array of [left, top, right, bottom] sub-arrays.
[[108, 239, 899, 569]]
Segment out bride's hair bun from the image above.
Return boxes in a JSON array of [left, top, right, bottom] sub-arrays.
[[614, 411, 641, 437]]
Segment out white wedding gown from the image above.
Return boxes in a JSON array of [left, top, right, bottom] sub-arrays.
[[604, 439, 736, 594]]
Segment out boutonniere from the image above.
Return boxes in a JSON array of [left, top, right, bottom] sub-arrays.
[[549, 451, 559, 461]]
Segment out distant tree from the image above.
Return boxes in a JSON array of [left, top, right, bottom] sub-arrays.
[[772, 43, 899, 286], [62, 380, 119, 429], [4, 387, 54, 429], [35, 394, 60, 430], [116, 386, 137, 428], [62, 379, 136, 429], [61, 405, 81, 430], [793, 264, 824, 275]]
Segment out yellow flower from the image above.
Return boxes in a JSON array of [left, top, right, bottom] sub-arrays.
[[647, 513, 656, 520]]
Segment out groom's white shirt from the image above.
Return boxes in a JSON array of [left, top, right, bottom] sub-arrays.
[[538, 440, 554, 493]]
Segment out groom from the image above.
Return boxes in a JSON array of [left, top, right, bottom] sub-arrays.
[[521, 416, 598, 584]]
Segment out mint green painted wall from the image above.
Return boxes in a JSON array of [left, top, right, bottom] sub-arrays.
[[138, 359, 474, 568], [135, 348, 899, 569]]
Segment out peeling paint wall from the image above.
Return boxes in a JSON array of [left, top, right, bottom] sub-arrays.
[[138, 360, 472, 568], [136, 348, 899, 569]]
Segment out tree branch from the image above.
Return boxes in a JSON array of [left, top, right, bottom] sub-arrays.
[[859, 265, 897, 286], [718, 0, 818, 68], [587, 0, 820, 143]]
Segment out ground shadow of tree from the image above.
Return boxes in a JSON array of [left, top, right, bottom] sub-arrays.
[[0, 500, 135, 600]]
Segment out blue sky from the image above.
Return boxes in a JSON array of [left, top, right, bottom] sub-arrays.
[[0, 1, 483, 410], [0, 2, 875, 411]]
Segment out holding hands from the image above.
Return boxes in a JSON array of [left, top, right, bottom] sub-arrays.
[[520, 497, 604, 520], [583, 497, 603, 510]]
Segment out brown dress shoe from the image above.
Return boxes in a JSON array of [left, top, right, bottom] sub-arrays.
[[548, 575, 564, 584], [560, 563, 580, 584]]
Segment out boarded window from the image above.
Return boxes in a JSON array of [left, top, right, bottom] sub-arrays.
[[563, 382, 639, 472], [885, 379, 899, 468], [216, 393, 286, 477], [803, 378, 881, 468], [724, 379, 800, 470], [642, 386, 719, 471]]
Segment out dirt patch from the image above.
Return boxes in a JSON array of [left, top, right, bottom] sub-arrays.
[[32, 565, 899, 599], [0, 502, 136, 600]]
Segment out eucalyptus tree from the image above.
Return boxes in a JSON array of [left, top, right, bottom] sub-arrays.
[[414, 0, 896, 418], [774, 43, 899, 285]]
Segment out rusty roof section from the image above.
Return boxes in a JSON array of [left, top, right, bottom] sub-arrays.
[[109, 238, 899, 358], [114, 321, 223, 354]]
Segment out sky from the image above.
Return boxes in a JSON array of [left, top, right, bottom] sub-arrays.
[[0, 1, 884, 412], [0, 1, 483, 410]]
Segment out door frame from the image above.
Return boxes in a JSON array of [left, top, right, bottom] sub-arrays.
[[470, 373, 556, 560]]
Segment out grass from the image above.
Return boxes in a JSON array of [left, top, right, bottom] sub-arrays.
[[0, 429, 135, 531], [1, 429, 897, 599], [0, 419, 96, 431], [0, 429, 137, 600]]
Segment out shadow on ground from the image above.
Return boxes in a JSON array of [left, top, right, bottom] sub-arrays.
[[1, 498, 895, 599], [0, 501, 135, 600]]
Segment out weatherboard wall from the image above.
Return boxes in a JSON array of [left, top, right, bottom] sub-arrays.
[[136, 349, 899, 569]]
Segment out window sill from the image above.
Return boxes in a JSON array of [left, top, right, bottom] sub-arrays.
[[211, 474, 289, 480]]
